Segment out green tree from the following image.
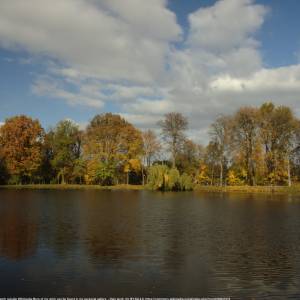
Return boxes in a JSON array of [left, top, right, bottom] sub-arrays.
[[47, 120, 82, 184]]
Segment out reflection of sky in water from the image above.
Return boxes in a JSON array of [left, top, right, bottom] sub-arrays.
[[0, 190, 300, 297]]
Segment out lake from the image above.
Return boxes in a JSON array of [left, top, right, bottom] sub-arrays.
[[0, 189, 300, 298]]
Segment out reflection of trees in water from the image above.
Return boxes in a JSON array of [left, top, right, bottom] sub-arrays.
[[39, 191, 80, 257], [204, 193, 299, 295], [140, 192, 300, 296], [0, 192, 38, 260], [79, 191, 140, 264]]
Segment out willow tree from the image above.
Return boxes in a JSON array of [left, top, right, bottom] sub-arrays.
[[0, 115, 44, 184], [84, 113, 143, 185], [158, 112, 188, 168]]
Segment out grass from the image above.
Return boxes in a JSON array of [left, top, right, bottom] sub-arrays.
[[1, 183, 300, 194], [0, 184, 144, 190], [195, 184, 300, 194]]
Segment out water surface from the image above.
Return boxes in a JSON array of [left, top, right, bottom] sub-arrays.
[[0, 189, 300, 298]]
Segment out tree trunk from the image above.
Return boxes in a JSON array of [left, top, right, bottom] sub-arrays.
[[287, 157, 291, 187], [172, 150, 176, 168], [141, 166, 145, 186], [220, 160, 223, 187]]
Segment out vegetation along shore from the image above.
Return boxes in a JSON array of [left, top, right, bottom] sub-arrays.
[[1, 102, 300, 191], [2, 184, 300, 195]]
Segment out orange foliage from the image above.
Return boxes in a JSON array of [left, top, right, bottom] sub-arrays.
[[0, 115, 44, 183]]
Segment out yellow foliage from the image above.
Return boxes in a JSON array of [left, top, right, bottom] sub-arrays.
[[197, 165, 210, 185], [124, 159, 141, 173], [227, 170, 244, 186]]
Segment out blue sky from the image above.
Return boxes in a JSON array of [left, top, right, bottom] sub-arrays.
[[0, 0, 300, 141]]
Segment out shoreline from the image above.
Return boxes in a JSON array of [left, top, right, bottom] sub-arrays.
[[194, 185, 300, 194], [1, 184, 300, 194], [0, 184, 144, 191]]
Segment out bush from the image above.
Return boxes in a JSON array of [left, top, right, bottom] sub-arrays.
[[147, 164, 169, 190], [179, 173, 194, 191]]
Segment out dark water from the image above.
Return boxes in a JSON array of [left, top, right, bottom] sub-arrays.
[[0, 190, 300, 298]]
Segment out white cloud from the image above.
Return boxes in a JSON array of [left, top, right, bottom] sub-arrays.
[[32, 76, 104, 108], [1, 0, 300, 144], [0, 0, 181, 83], [187, 0, 267, 52]]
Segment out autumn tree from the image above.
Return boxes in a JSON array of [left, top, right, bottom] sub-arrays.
[[231, 107, 259, 186], [142, 130, 161, 168], [158, 112, 188, 168], [176, 139, 203, 177], [141, 129, 161, 185], [84, 113, 143, 185], [0, 115, 44, 184], [259, 103, 297, 185], [0, 154, 7, 184], [203, 141, 222, 185], [209, 115, 231, 186]]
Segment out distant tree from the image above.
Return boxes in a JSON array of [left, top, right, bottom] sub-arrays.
[[47, 120, 82, 184], [0, 154, 8, 184], [141, 129, 161, 185], [142, 130, 161, 168], [203, 141, 222, 185], [71, 158, 86, 184], [209, 115, 231, 186], [231, 107, 260, 186], [259, 103, 297, 185], [0, 115, 44, 184], [84, 113, 143, 184], [176, 139, 202, 177], [158, 112, 188, 168]]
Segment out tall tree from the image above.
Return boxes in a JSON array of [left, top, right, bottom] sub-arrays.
[[259, 103, 297, 185], [158, 112, 188, 168], [84, 113, 143, 184], [0, 154, 7, 184], [177, 139, 202, 177], [209, 115, 231, 186], [203, 141, 222, 186], [47, 120, 82, 184], [142, 130, 161, 168], [0, 115, 44, 184], [231, 107, 259, 186]]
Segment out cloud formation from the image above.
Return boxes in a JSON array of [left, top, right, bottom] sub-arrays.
[[0, 0, 300, 143]]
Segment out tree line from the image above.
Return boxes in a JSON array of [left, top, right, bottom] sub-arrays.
[[0, 102, 300, 187]]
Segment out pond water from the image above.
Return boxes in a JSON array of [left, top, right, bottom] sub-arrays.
[[0, 189, 300, 298]]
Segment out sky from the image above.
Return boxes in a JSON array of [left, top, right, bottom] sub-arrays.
[[1, 0, 300, 143]]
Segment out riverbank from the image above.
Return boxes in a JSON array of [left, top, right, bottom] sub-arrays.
[[1, 184, 300, 194], [0, 184, 144, 190], [195, 184, 300, 194]]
